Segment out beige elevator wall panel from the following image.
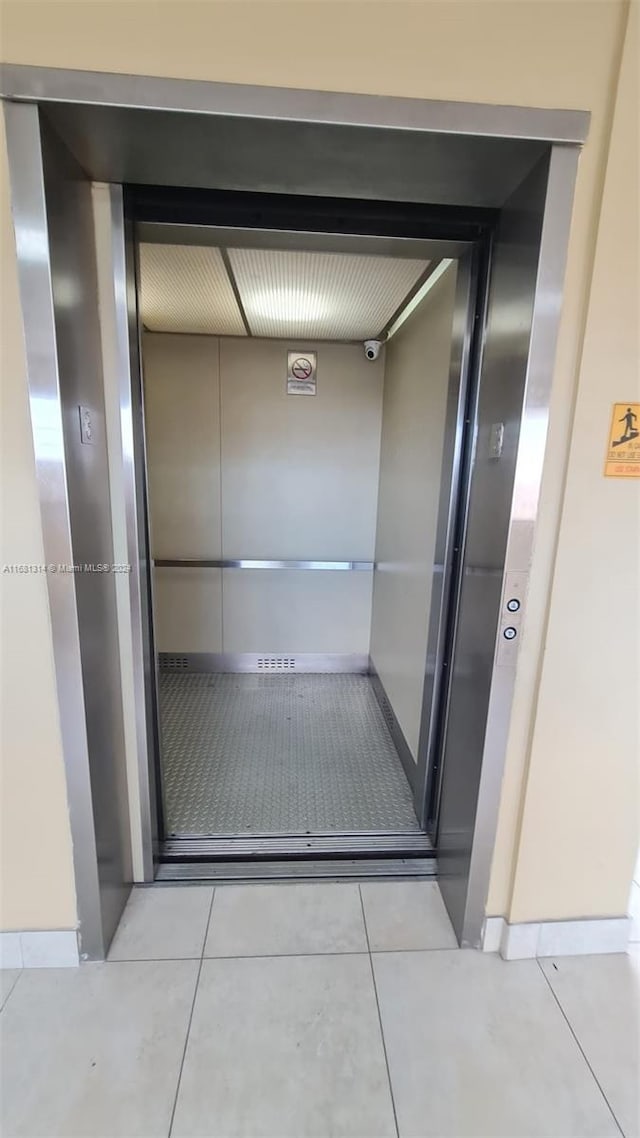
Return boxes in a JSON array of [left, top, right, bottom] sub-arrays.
[[223, 570, 374, 655], [220, 338, 384, 560], [153, 568, 223, 653], [142, 332, 221, 558], [370, 264, 458, 760]]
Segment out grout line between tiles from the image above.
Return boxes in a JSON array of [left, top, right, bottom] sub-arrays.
[[201, 885, 216, 959], [167, 888, 216, 1138], [536, 959, 625, 1138], [0, 969, 23, 1013], [358, 884, 400, 1138]]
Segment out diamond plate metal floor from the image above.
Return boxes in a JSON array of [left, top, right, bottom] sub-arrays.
[[159, 673, 420, 835]]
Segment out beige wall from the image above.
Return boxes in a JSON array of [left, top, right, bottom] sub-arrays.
[[143, 334, 383, 656], [370, 266, 457, 759], [1, 0, 636, 930]]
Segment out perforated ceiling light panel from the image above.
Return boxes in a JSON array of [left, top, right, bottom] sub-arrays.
[[139, 244, 246, 335], [228, 248, 429, 340]]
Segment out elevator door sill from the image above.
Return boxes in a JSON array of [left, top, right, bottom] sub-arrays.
[[156, 857, 438, 883], [161, 831, 433, 861]]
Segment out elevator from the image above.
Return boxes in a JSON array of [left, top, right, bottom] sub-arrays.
[[134, 222, 471, 858], [1, 63, 587, 954]]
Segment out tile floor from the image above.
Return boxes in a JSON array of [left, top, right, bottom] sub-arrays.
[[1, 882, 638, 1138]]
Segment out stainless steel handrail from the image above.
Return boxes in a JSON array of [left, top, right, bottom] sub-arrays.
[[153, 558, 374, 571]]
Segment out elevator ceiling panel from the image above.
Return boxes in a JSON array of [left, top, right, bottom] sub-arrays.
[[229, 248, 428, 340], [139, 243, 247, 335], [138, 243, 430, 340]]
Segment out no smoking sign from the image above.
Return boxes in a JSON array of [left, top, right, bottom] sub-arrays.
[[287, 350, 317, 396]]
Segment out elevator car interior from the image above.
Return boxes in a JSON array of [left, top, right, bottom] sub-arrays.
[[137, 222, 464, 860], [2, 66, 585, 954]]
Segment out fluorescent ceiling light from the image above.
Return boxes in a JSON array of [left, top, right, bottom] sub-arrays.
[[385, 259, 454, 341]]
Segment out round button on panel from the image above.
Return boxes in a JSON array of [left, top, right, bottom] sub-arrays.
[[506, 598, 521, 613], [503, 626, 517, 640]]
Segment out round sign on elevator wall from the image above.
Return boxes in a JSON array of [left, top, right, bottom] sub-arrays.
[[291, 356, 314, 380]]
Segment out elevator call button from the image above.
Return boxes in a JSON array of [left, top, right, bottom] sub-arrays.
[[503, 627, 517, 640], [506, 598, 521, 613]]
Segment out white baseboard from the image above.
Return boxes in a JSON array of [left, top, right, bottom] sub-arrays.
[[0, 930, 79, 969], [482, 915, 631, 960]]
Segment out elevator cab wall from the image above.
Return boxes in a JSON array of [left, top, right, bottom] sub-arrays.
[[143, 336, 384, 667]]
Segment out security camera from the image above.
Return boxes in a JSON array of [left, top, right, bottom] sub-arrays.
[[364, 339, 383, 361]]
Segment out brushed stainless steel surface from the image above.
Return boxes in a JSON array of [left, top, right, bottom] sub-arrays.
[[138, 222, 469, 262], [435, 150, 579, 946], [154, 558, 373, 571], [3, 102, 103, 960], [368, 663, 417, 792], [157, 859, 438, 882], [158, 653, 370, 674], [124, 209, 167, 865], [0, 64, 590, 142], [462, 145, 581, 946], [413, 250, 477, 824], [106, 186, 156, 881], [39, 104, 550, 208], [162, 834, 433, 858], [4, 103, 132, 958]]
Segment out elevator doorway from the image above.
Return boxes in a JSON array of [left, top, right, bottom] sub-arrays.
[[131, 199, 481, 864], [4, 65, 584, 950]]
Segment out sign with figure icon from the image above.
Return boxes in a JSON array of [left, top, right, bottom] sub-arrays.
[[604, 402, 640, 478]]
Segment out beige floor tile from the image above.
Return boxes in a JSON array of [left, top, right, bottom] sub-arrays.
[[204, 882, 367, 956], [373, 948, 620, 1137], [108, 885, 213, 960], [0, 960, 198, 1137], [172, 953, 396, 1137], [540, 949, 640, 1138], [361, 880, 458, 951]]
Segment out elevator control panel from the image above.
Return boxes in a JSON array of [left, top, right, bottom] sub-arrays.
[[496, 570, 528, 666]]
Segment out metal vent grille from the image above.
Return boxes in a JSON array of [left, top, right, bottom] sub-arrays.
[[160, 655, 190, 671], [379, 694, 396, 731], [256, 657, 296, 671]]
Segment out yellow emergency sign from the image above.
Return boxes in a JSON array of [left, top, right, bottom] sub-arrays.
[[604, 403, 640, 478]]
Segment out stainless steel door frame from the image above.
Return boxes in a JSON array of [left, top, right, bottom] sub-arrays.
[[2, 67, 585, 956], [3, 102, 133, 959], [435, 147, 580, 944]]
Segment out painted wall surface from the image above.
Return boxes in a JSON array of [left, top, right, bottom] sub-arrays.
[[143, 334, 383, 655], [498, 0, 639, 923], [370, 266, 457, 760], [1, 0, 636, 930]]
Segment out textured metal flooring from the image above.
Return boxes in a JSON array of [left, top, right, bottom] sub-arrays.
[[159, 673, 420, 835]]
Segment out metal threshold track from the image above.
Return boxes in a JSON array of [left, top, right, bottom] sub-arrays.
[[157, 857, 437, 883], [160, 831, 434, 862]]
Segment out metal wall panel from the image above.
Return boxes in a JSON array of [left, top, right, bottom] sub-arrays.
[[39, 119, 133, 949], [370, 263, 459, 761], [436, 155, 551, 942], [4, 103, 133, 956]]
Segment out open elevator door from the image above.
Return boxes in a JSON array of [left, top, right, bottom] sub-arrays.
[[123, 188, 489, 874]]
